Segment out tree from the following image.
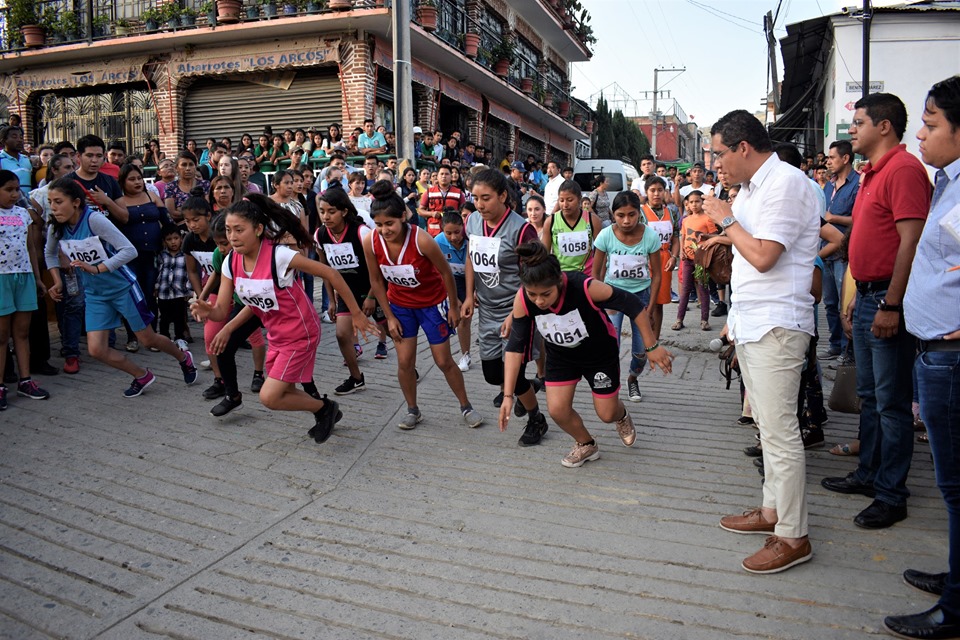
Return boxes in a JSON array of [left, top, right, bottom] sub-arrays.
[[592, 96, 650, 168]]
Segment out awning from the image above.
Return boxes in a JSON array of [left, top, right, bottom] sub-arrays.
[[487, 99, 520, 128], [439, 75, 482, 112], [169, 39, 339, 79], [519, 114, 549, 144], [3, 56, 150, 94], [373, 36, 439, 90]]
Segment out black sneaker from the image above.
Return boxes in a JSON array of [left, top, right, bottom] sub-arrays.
[[211, 394, 242, 417], [743, 444, 763, 457], [250, 372, 265, 393], [0, 385, 7, 410], [710, 301, 728, 317], [514, 396, 528, 417], [334, 374, 365, 395], [627, 379, 642, 402], [802, 427, 825, 449], [309, 395, 343, 443], [202, 378, 226, 400], [493, 391, 504, 408], [518, 412, 548, 447], [531, 377, 545, 393]]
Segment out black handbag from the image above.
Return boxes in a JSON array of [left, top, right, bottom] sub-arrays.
[[829, 362, 861, 414]]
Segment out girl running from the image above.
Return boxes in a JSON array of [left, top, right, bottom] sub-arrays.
[[592, 190, 662, 403], [0, 170, 49, 409], [314, 188, 387, 394], [542, 179, 602, 274], [499, 241, 673, 468], [191, 194, 376, 442], [45, 178, 198, 397], [362, 180, 484, 430]]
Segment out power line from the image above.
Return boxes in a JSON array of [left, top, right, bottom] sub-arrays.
[[655, 0, 686, 66], [684, 0, 761, 30], [625, 1, 671, 67]]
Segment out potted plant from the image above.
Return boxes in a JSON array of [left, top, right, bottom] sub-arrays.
[[199, 1, 216, 24], [180, 6, 198, 26], [55, 11, 80, 41], [558, 99, 570, 117], [114, 17, 131, 35], [7, 0, 44, 48], [160, 2, 181, 29], [92, 14, 111, 36], [542, 90, 554, 108], [462, 32, 480, 58], [327, 0, 351, 11], [305, 0, 322, 13], [520, 77, 534, 95], [491, 39, 514, 78], [417, 0, 437, 31], [142, 7, 161, 30], [584, 120, 594, 134], [573, 113, 584, 128], [260, 0, 278, 17]]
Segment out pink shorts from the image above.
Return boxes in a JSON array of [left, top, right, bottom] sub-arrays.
[[265, 343, 317, 383]]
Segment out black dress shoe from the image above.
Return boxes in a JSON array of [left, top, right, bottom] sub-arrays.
[[32, 362, 59, 376], [904, 569, 947, 596], [884, 605, 960, 639], [855, 499, 907, 529], [822, 473, 877, 498]]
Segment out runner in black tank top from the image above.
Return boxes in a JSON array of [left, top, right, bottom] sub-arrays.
[[501, 242, 674, 468]]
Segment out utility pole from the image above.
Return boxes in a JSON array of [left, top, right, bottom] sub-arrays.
[[651, 67, 685, 161], [861, 0, 872, 100], [393, 0, 415, 165]]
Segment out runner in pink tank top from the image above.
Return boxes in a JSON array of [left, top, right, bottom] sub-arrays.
[[362, 180, 485, 431], [191, 194, 377, 444]]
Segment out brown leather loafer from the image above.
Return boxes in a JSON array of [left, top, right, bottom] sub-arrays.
[[720, 508, 776, 535], [742, 535, 812, 574]]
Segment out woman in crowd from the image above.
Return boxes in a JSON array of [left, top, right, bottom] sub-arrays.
[[163, 151, 210, 222]]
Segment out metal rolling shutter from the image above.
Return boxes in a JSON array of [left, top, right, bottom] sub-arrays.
[[183, 69, 342, 143]]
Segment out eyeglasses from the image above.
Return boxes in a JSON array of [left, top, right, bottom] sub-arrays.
[[715, 141, 741, 160], [850, 118, 869, 128]]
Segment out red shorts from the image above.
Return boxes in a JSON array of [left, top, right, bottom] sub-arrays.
[[266, 343, 317, 383]]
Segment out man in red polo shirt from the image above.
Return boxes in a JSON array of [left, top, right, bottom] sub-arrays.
[[418, 165, 465, 237], [821, 93, 931, 530]]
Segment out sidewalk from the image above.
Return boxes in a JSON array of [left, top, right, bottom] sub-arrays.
[[0, 313, 945, 639]]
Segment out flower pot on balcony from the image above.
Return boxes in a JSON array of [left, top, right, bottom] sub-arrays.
[[463, 33, 480, 57], [262, 1, 278, 16], [584, 120, 594, 134], [306, 0, 321, 13], [206, 9, 217, 24], [493, 59, 510, 78], [180, 13, 196, 26], [417, 5, 437, 31], [558, 100, 570, 117], [573, 114, 584, 127], [165, 17, 179, 29], [246, 5, 260, 18], [144, 18, 159, 31], [20, 25, 45, 48], [520, 77, 534, 95], [214, 0, 242, 23], [115, 23, 131, 36], [542, 91, 554, 108], [282, 2, 297, 14], [328, 0, 352, 10]]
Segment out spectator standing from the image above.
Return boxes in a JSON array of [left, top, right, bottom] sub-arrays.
[[0, 126, 32, 201], [542, 161, 564, 215], [821, 93, 931, 530], [704, 110, 820, 574], [419, 165, 465, 237], [590, 173, 612, 227], [358, 119, 387, 155]]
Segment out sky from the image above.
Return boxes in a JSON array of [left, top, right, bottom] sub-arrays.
[[569, 0, 903, 129]]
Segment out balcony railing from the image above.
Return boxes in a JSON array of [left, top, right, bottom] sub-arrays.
[[1, 0, 380, 53], [412, 0, 589, 130]]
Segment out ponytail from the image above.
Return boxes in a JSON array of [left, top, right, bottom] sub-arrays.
[[369, 179, 407, 225], [516, 241, 562, 288], [225, 193, 313, 250]]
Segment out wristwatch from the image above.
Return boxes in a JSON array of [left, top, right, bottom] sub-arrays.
[[878, 299, 902, 312], [720, 215, 737, 230]]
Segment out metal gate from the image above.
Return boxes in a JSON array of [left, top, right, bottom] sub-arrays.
[[483, 116, 511, 166], [36, 88, 158, 153]]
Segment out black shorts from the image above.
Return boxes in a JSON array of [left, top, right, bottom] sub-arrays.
[[545, 352, 621, 398], [336, 294, 386, 324]]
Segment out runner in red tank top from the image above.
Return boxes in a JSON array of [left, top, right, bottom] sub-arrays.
[[191, 194, 377, 444], [363, 180, 484, 431]]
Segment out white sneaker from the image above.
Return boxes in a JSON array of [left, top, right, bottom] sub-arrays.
[[458, 352, 471, 372], [199, 359, 212, 370], [321, 311, 332, 323]]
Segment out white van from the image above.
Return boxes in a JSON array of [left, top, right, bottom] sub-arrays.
[[572, 158, 640, 204]]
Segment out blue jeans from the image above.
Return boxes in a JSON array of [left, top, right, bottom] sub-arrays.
[[609, 288, 650, 377], [55, 275, 85, 357], [852, 289, 916, 506], [917, 350, 960, 618], [821, 259, 847, 353], [303, 248, 317, 303]]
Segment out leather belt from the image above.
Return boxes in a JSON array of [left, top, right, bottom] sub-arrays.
[[918, 339, 960, 353], [855, 279, 891, 294]]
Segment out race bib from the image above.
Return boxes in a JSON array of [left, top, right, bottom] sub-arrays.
[[609, 254, 649, 281], [191, 251, 216, 277], [558, 230, 590, 257], [323, 242, 359, 270], [649, 220, 673, 246], [380, 264, 421, 288], [449, 262, 466, 276], [535, 309, 589, 348], [468, 234, 501, 274], [60, 236, 106, 265], [235, 278, 278, 312]]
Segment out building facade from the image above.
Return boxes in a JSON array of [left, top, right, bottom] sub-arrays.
[[628, 98, 700, 165], [0, 0, 592, 164]]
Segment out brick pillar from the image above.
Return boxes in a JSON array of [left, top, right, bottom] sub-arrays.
[[339, 36, 376, 134], [466, 110, 482, 148], [154, 80, 185, 157], [414, 84, 436, 132]]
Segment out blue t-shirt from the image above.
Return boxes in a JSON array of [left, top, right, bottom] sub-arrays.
[[358, 132, 387, 150], [593, 224, 662, 293], [436, 233, 467, 279]]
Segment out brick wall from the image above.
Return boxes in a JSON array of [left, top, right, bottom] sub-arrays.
[[338, 36, 375, 133], [414, 84, 436, 132]]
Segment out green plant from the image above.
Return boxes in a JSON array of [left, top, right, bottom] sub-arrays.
[[491, 38, 514, 62], [533, 83, 545, 103], [199, 1, 214, 12], [419, 0, 436, 6], [39, 6, 57, 29], [114, 17, 131, 26], [92, 14, 111, 28], [259, 0, 276, 6], [181, 6, 197, 17], [142, 7, 162, 22], [56, 10, 80, 35], [160, 2, 181, 20], [7, 0, 40, 28]]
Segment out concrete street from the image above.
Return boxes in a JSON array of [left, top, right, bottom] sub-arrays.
[[0, 311, 945, 639]]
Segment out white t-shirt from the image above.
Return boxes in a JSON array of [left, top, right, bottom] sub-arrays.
[[543, 174, 564, 215], [679, 183, 708, 199], [220, 243, 298, 289], [727, 154, 820, 345], [29, 185, 52, 222], [0, 205, 32, 274]]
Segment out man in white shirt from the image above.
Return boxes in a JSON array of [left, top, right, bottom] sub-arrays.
[[542, 161, 564, 215], [703, 110, 820, 575]]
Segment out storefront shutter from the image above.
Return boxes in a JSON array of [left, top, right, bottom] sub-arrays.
[[183, 69, 341, 144]]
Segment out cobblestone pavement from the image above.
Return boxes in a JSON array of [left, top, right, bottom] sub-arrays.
[[0, 310, 945, 639]]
